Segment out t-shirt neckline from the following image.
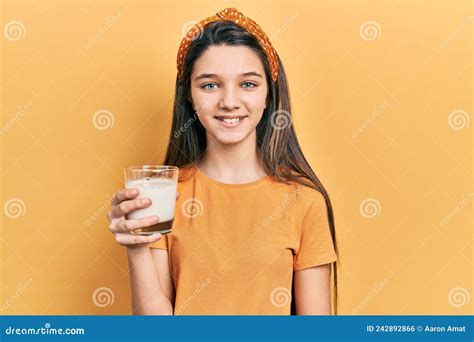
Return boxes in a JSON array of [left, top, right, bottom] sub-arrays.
[[194, 165, 270, 189]]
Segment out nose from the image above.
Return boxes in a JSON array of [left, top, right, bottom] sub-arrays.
[[218, 86, 241, 111]]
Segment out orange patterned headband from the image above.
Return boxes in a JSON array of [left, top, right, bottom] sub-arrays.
[[176, 7, 279, 82]]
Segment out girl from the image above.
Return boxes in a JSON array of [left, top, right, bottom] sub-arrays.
[[107, 7, 338, 315]]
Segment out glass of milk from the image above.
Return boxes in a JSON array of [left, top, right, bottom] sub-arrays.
[[124, 165, 178, 235]]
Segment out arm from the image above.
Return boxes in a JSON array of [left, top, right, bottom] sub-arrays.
[[127, 245, 174, 315], [108, 189, 181, 315], [294, 264, 332, 315], [150, 248, 175, 306]]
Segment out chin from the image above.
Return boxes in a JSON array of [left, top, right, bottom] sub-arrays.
[[212, 132, 248, 145], [216, 137, 245, 145]]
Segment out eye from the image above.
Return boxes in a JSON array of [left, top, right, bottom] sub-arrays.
[[242, 82, 257, 88], [201, 83, 218, 90]]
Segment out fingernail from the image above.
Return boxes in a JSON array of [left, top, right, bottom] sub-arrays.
[[150, 216, 159, 223], [130, 189, 138, 195], [142, 198, 151, 205]]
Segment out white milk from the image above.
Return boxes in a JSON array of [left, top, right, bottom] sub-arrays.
[[125, 177, 177, 222]]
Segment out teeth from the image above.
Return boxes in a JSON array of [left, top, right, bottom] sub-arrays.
[[218, 117, 244, 124]]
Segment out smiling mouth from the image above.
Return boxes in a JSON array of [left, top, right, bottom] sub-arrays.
[[214, 115, 248, 127]]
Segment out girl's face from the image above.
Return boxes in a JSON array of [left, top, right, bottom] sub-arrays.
[[190, 45, 268, 146]]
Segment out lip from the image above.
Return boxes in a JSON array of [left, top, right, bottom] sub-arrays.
[[214, 116, 248, 128]]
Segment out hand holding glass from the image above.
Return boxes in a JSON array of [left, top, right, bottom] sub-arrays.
[[124, 165, 178, 235]]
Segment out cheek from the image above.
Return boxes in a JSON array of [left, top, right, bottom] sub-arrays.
[[243, 91, 267, 121], [190, 90, 218, 123], [249, 85, 267, 106]]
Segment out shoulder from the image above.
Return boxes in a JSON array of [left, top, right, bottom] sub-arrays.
[[266, 176, 326, 211], [295, 184, 327, 220], [298, 184, 325, 204], [270, 177, 324, 203]]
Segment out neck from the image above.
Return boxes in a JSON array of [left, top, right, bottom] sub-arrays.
[[197, 132, 267, 184]]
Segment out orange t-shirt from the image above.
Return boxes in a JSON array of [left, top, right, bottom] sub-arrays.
[[149, 165, 337, 315]]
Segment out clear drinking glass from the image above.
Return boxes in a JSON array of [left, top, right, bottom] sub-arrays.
[[124, 165, 178, 235]]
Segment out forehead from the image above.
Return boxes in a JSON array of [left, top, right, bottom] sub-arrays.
[[192, 45, 265, 77]]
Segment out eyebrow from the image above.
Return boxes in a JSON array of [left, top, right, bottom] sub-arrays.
[[194, 71, 263, 81]]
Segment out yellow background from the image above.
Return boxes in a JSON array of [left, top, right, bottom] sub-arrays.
[[1, 0, 472, 314]]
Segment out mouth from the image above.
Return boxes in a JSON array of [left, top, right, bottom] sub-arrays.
[[214, 115, 248, 128]]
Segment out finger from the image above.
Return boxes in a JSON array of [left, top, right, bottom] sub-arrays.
[[109, 198, 152, 219], [113, 215, 160, 233], [114, 232, 163, 246], [111, 188, 140, 207]]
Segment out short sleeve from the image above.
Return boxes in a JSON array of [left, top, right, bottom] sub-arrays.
[[293, 191, 337, 271], [149, 234, 168, 250]]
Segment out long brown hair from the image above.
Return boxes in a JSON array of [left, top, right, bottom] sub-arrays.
[[164, 20, 338, 315]]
